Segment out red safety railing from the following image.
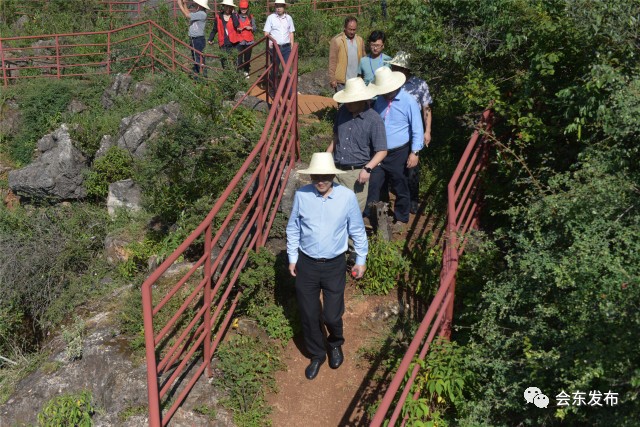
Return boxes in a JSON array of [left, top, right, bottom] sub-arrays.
[[370, 108, 494, 426], [0, 19, 272, 86], [140, 40, 298, 427]]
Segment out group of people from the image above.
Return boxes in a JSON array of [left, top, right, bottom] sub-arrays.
[[287, 17, 433, 380], [180, 2, 433, 382], [177, 0, 294, 77]]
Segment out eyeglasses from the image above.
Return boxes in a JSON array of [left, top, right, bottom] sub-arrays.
[[370, 43, 384, 48]]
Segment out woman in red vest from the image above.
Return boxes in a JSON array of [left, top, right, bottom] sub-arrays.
[[207, 0, 240, 69], [236, 0, 256, 77]]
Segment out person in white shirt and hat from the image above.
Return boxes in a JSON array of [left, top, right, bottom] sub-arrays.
[[286, 152, 368, 380], [388, 51, 433, 214], [328, 77, 387, 213], [264, 0, 295, 90], [177, 0, 210, 77]]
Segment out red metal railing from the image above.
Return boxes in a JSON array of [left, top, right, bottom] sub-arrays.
[[0, 19, 271, 85], [370, 108, 494, 426], [140, 40, 298, 427]]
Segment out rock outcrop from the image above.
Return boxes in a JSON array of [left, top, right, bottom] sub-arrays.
[[8, 124, 88, 200], [107, 179, 142, 216], [116, 102, 181, 157]]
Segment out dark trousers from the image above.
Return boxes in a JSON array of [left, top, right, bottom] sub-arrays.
[[407, 162, 420, 203], [189, 36, 206, 75], [366, 143, 411, 222], [237, 43, 254, 73], [295, 251, 346, 361], [269, 43, 292, 96]]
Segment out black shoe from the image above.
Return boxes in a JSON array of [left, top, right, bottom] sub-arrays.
[[328, 346, 344, 369], [305, 359, 324, 380], [410, 201, 419, 214]]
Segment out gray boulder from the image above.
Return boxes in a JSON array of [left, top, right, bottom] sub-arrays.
[[8, 124, 88, 200], [0, 98, 21, 136], [101, 73, 133, 109], [68, 98, 89, 114], [107, 179, 142, 216], [116, 102, 180, 157], [132, 81, 154, 100], [234, 91, 269, 113]]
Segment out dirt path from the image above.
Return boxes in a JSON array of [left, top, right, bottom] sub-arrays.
[[266, 205, 439, 427], [267, 284, 394, 427]]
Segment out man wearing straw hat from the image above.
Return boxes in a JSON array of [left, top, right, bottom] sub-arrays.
[[367, 67, 424, 228], [177, 0, 210, 78], [388, 51, 433, 214], [263, 0, 295, 65], [286, 153, 368, 380], [328, 77, 387, 213]]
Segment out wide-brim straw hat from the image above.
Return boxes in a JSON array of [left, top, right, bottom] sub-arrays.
[[194, 0, 211, 10], [219, 0, 236, 8], [298, 153, 345, 175], [333, 78, 378, 103], [274, 0, 288, 5], [370, 67, 407, 95], [387, 51, 411, 70]]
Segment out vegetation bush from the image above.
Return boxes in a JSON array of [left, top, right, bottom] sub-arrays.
[[238, 249, 299, 343], [0, 203, 111, 357], [359, 233, 409, 295], [37, 389, 95, 427], [84, 146, 134, 199], [215, 334, 284, 426]]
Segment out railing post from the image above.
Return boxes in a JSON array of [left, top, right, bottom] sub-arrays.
[[142, 286, 162, 427], [106, 32, 111, 76], [0, 39, 8, 87], [149, 22, 155, 74], [55, 35, 61, 79], [257, 142, 268, 245], [203, 223, 213, 377], [293, 46, 299, 160]]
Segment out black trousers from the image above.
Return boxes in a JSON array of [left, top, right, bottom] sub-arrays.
[[237, 43, 254, 72], [295, 251, 346, 361], [366, 143, 411, 222]]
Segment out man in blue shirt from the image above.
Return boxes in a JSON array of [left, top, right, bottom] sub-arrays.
[[367, 67, 424, 227], [286, 152, 368, 380]]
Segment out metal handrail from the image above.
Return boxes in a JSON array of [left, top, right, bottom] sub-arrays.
[[371, 108, 494, 426], [140, 40, 298, 427]]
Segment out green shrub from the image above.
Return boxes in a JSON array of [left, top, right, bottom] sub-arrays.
[[62, 317, 86, 362], [238, 249, 298, 343], [37, 389, 95, 427], [360, 233, 410, 295], [215, 335, 284, 426], [84, 146, 134, 198]]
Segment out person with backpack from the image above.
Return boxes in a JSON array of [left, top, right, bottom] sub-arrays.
[[208, 0, 240, 69], [236, 0, 256, 77], [177, 0, 210, 78]]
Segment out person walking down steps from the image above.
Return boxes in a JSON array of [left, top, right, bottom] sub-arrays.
[[177, 0, 210, 78], [286, 153, 368, 380]]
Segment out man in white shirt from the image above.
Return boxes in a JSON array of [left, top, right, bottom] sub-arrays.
[[263, 0, 295, 65]]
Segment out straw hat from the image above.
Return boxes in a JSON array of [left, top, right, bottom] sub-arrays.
[[274, 0, 288, 4], [219, 0, 236, 8], [333, 78, 378, 104], [370, 67, 407, 95], [387, 51, 411, 70], [298, 153, 345, 175], [193, 0, 211, 9]]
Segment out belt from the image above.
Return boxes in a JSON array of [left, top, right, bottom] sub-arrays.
[[336, 163, 366, 171], [387, 143, 410, 153], [299, 250, 344, 263]]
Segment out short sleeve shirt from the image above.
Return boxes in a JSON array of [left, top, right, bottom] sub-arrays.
[[263, 13, 295, 45], [332, 106, 387, 166], [188, 10, 207, 37], [403, 76, 433, 109]]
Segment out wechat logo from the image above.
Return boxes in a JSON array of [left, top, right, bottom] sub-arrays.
[[524, 386, 549, 408]]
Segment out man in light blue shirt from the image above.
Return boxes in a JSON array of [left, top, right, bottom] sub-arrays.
[[367, 67, 424, 226], [286, 152, 368, 380], [358, 30, 391, 85]]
